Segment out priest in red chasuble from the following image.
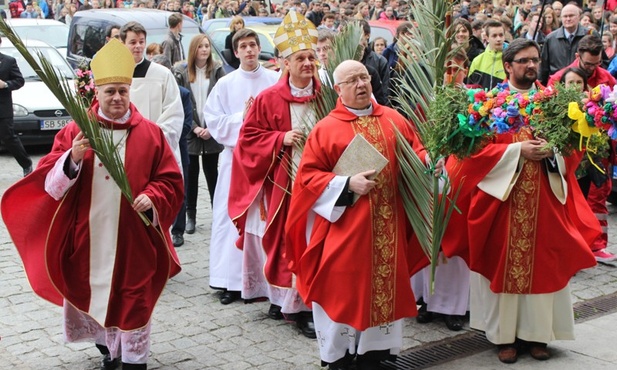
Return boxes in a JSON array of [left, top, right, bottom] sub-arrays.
[[286, 60, 440, 370], [442, 38, 598, 364], [1, 39, 184, 370], [228, 11, 320, 338]]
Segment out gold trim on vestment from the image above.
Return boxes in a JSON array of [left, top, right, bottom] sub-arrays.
[[504, 128, 539, 294], [351, 116, 397, 327]]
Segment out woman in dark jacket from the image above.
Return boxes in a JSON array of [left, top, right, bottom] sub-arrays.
[[173, 33, 225, 233], [224, 15, 245, 69]]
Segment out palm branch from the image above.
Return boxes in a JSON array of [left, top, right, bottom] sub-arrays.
[[390, 0, 461, 292], [0, 19, 150, 225]]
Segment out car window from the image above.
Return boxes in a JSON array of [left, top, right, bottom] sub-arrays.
[[257, 33, 273, 56], [209, 30, 227, 51], [203, 20, 228, 33], [370, 26, 393, 45], [5, 46, 75, 79], [10, 24, 70, 49], [69, 23, 88, 57]]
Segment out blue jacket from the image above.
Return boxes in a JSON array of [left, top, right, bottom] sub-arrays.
[[608, 57, 617, 78]]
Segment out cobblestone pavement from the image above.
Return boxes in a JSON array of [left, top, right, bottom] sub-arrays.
[[1, 149, 617, 370]]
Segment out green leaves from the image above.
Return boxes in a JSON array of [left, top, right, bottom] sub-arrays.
[[532, 83, 584, 156]]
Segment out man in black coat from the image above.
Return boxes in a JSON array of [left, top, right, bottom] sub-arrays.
[[360, 20, 390, 106], [0, 38, 32, 177]]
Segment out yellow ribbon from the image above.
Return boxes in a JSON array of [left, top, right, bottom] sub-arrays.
[[569, 102, 599, 138], [569, 102, 606, 174]]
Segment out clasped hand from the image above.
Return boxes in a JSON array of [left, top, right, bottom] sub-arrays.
[[521, 139, 553, 161]]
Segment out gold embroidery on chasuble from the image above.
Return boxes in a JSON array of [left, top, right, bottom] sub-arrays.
[[350, 116, 398, 327], [504, 128, 539, 293]]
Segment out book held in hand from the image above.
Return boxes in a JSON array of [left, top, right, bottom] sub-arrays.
[[333, 134, 389, 204]]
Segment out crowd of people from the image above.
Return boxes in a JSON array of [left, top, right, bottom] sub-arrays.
[[1, 0, 617, 369]]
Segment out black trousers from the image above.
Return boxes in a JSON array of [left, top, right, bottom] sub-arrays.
[[187, 152, 219, 211], [172, 139, 190, 235], [0, 117, 31, 169]]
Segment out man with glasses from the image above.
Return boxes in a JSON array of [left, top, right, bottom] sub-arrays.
[[547, 35, 616, 88], [547, 35, 617, 264], [286, 59, 443, 370], [540, 3, 599, 84], [443, 38, 599, 364]]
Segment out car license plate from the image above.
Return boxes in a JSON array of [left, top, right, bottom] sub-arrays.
[[40, 119, 70, 131]]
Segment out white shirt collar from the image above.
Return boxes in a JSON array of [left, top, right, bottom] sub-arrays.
[[289, 79, 314, 97], [345, 103, 374, 117], [98, 108, 132, 123]]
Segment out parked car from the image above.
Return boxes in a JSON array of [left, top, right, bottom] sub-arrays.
[[208, 24, 278, 62], [0, 38, 75, 146], [0, 19, 69, 58], [368, 19, 406, 45], [67, 8, 233, 72], [202, 16, 281, 34]]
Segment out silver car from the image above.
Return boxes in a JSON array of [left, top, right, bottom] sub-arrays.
[[1, 19, 70, 58], [1, 37, 74, 146]]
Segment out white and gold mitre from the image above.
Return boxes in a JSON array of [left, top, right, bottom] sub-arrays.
[[273, 11, 318, 59], [90, 39, 135, 86]]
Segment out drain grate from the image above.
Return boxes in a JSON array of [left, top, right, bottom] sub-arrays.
[[381, 331, 492, 370], [572, 291, 617, 323], [381, 291, 617, 369]]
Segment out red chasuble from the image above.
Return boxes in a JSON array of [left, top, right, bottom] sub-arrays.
[[285, 99, 429, 331], [442, 127, 598, 295], [228, 73, 320, 288], [1, 103, 184, 331]]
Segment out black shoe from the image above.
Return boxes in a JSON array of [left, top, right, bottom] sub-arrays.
[[356, 350, 389, 370], [416, 303, 433, 324], [220, 290, 241, 305], [268, 303, 284, 320], [23, 165, 32, 177], [297, 311, 316, 339], [121, 363, 147, 370], [444, 315, 464, 331], [172, 233, 184, 247], [186, 211, 196, 234], [101, 354, 120, 370]]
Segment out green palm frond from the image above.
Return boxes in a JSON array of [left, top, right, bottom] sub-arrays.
[[390, 1, 461, 292], [0, 18, 149, 225], [312, 22, 364, 123]]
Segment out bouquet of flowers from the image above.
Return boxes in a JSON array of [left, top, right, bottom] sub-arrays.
[[450, 83, 585, 156], [75, 61, 95, 106], [570, 84, 617, 139]]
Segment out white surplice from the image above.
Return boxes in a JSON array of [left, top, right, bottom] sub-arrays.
[[204, 65, 279, 291]]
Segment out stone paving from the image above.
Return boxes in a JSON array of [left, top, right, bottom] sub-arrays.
[[1, 149, 617, 370]]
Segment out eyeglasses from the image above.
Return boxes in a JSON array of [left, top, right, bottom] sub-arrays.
[[338, 74, 371, 86], [511, 57, 541, 65], [579, 57, 602, 69]]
